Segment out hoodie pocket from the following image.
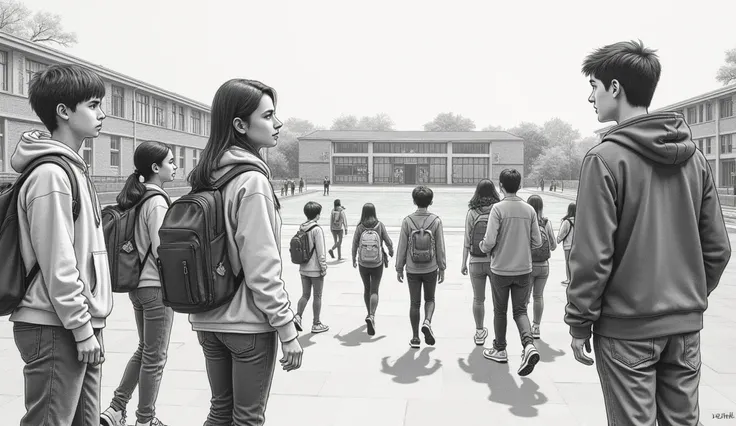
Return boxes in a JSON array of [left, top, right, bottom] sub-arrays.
[[91, 251, 111, 297]]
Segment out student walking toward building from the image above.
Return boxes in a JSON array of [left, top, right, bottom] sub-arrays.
[[328, 199, 348, 260], [558, 203, 575, 285], [461, 179, 501, 346], [526, 195, 557, 340], [293, 201, 330, 334], [101, 141, 177, 426], [395, 186, 447, 348], [352, 203, 394, 335], [186, 79, 302, 425]]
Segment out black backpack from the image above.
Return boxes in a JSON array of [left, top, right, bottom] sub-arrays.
[[157, 164, 275, 314], [0, 156, 80, 316], [531, 218, 551, 262], [469, 207, 491, 257], [289, 223, 318, 264]]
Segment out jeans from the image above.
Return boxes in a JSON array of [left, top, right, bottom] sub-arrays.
[[528, 264, 549, 326], [330, 230, 344, 258], [297, 275, 325, 324], [564, 249, 571, 282], [593, 332, 701, 425], [13, 322, 103, 426], [110, 287, 174, 423], [358, 265, 383, 316], [197, 331, 278, 426], [468, 262, 492, 329], [407, 270, 438, 338], [489, 272, 533, 351]]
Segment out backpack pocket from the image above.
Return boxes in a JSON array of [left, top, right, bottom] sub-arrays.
[[158, 240, 202, 307]]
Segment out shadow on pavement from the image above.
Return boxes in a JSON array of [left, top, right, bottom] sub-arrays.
[[380, 347, 442, 384], [334, 325, 386, 347]]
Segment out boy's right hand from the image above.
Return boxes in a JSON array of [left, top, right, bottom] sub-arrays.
[[76, 335, 102, 365], [280, 338, 303, 372]]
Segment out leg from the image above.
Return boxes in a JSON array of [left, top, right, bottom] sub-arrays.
[[489, 273, 511, 351], [73, 329, 104, 426], [330, 231, 339, 252], [369, 266, 383, 316], [468, 263, 488, 329], [406, 273, 423, 340], [358, 265, 372, 315], [296, 275, 313, 317], [532, 266, 549, 326], [109, 292, 146, 414], [422, 270, 438, 323], [228, 332, 279, 426], [655, 332, 701, 426], [311, 277, 325, 324], [336, 231, 344, 259], [199, 332, 235, 426], [509, 274, 534, 348], [564, 249, 571, 282]]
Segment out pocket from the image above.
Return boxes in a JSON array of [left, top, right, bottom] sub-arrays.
[[682, 332, 702, 370], [13, 323, 42, 364], [610, 337, 656, 368], [135, 287, 160, 305], [91, 251, 112, 296], [222, 333, 257, 355]]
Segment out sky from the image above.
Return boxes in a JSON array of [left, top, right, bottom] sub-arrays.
[[17, 0, 736, 138]]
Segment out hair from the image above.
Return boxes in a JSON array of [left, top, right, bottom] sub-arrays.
[[562, 202, 577, 221], [359, 203, 379, 228], [468, 179, 501, 209], [187, 79, 280, 209], [412, 185, 434, 208], [116, 141, 172, 210], [303, 201, 322, 220], [581, 39, 662, 108], [499, 169, 521, 193], [28, 64, 106, 133], [333, 199, 341, 209], [526, 195, 545, 219]]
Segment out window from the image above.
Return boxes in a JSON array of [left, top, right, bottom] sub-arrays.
[[452, 157, 489, 184], [110, 136, 121, 167], [333, 142, 368, 153], [24, 59, 48, 93], [191, 110, 202, 134], [452, 143, 490, 154], [192, 150, 198, 167], [111, 85, 125, 117], [136, 93, 150, 123], [153, 99, 165, 127], [333, 157, 368, 183], [373, 142, 447, 154], [687, 107, 697, 124], [82, 139, 93, 170], [204, 115, 211, 136], [178, 106, 185, 131], [706, 102, 713, 121], [171, 103, 177, 129], [698, 139, 703, 152], [0, 50, 8, 91], [706, 137, 712, 155], [0, 117, 5, 171], [721, 134, 733, 154], [372, 157, 446, 184], [721, 159, 736, 187], [179, 147, 185, 169], [720, 97, 733, 119]]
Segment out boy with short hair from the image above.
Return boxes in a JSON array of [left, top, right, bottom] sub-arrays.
[[9, 64, 112, 425], [294, 201, 329, 334], [566, 40, 731, 424], [395, 185, 446, 348]]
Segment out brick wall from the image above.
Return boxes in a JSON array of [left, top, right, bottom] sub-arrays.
[[298, 140, 331, 183]]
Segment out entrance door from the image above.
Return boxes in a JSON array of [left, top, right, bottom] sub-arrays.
[[405, 164, 417, 184]]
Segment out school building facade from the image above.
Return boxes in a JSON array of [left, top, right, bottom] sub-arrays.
[[296, 130, 525, 185], [595, 84, 736, 188], [0, 31, 210, 182]]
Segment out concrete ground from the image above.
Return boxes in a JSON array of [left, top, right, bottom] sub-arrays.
[[0, 185, 734, 425]]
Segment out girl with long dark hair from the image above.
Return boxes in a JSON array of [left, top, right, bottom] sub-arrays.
[[558, 202, 576, 285], [526, 195, 557, 340]]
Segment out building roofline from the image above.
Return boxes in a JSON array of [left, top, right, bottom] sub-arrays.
[[297, 130, 524, 142], [0, 31, 211, 111]]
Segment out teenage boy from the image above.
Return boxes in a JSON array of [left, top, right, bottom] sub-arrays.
[[294, 201, 329, 334], [566, 40, 731, 425], [9, 64, 112, 425], [479, 169, 542, 377], [395, 186, 447, 348]]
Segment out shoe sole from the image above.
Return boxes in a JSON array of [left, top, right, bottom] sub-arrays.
[[294, 320, 303, 332], [474, 338, 486, 345], [421, 325, 436, 346], [410, 341, 420, 348], [366, 318, 375, 336], [483, 354, 508, 363], [518, 352, 540, 376], [312, 326, 329, 334]]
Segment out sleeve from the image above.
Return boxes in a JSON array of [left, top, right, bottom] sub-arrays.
[[564, 154, 618, 339], [342, 210, 348, 230], [547, 220, 558, 251], [352, 224, 362, 262], [699, 162, 732, 296], [434, 217, 446, 270], [530, 210, 542, 249], [557, 220, 570, 244], [480, 205, 500, 254], [315, 227, 327, 272], [23, 165, 93, 342], [146, 197, 169, 258], [381, 222, 393, 253], [395, 218, 409, 272], [464, 210, 473, 249]]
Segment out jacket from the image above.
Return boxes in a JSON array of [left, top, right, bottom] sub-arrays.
[[135, 184, 171, 288], [395, 209, 447, 274], [558, 217, 575, 250], [329, 207, 347, 231], [298, 220, 327, 278]]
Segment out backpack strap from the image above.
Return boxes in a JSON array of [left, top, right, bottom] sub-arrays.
[[304, 223, 319, 259], [134, 190, 171, 276]]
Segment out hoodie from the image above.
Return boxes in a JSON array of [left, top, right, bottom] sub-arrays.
[[188, 147, 298, 343], [298, 219, 327, 278], [395, 209, 447, 274], [329, 206, 348, 231], [135, 184, 171, 288], [565, 112, 731, 341], [9, 130, 113, 343]]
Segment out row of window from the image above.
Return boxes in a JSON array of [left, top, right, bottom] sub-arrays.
[[332, 156, 490, 184], [332, 142, 492, 154], [680, 96, 735, 125], [696, 134, 735, 155]]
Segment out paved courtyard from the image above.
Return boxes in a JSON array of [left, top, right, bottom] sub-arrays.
[[1, 185, 734, 425]]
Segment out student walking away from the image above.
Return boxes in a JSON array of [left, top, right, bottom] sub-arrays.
[[181, 79, 302, 425], [352, 203, 394, 336], [479, 169, 542, 377], [290, 179, 295, 195], [395, 186, 447, 348], [328, 199, 348, 260], [566, 40, 732, 425], [3, 64, 113, 426], [291, 201, 329, 334], [323, 176, 330, 196], [100, 141, 177, 426], [299, 177, 305, 193], [558, 203, 575, 285], [526, 195, 557, 340], [461, 179, 501, 346]]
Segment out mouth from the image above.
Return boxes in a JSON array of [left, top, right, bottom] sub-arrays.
[[273, 132, 279, 140]]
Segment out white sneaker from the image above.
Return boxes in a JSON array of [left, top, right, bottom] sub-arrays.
[[483, 348, 508, 363], [312, 323, 329, 333], [474, 328, 488, 345], [136, 418, 167, 426], [531, 324, 540, 339], [518, 344, 541, 376], [100, 407, 126, 426]]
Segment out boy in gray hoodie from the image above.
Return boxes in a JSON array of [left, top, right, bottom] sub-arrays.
[[294, 201, 329, 334]]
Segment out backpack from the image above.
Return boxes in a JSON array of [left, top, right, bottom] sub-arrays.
[[358, 224, 383, 267], [290, 223, 318, 264], [157, 164, 273, 314], [0, 156, 80, 316], [331, 210, 342, 229], [560, 218, 574, 241], [408, 214, 438, 263], [101, 190, 169, 293], [468, 207, 490, 257], [531, 218, 551, 263]]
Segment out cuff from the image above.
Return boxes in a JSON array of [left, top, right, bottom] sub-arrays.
[[275, 321, 299, 343], [72, 322, 94, 342], [569, 325, 592, 340]]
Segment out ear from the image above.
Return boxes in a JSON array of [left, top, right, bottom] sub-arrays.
[[610, 79, 622, 98], [233, 117, 248, 135], [56, 103, 70, 121], [150, 162, 160, 173]]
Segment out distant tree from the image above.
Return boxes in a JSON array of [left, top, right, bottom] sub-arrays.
[[506, 122, 549, 175], [331, 114, 359, 130], [283, 117, 317, 136], [266, 149, 290, 178], [529, 146, 567, 181], [716, 48, 736, 86], [271, 117, 319, 177], [423, 112, 476, 132], [481, 124, 504, 131], [0, 0, 28, 34], [0, 1, 77, 47], [357, 113, 395, 131]]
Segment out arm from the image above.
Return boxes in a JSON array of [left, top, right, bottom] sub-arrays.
[[547, 221, 558, 251], [352, 224, 362, 262], [434, 217, 446, 270], [380, 222, 394, 255], [564, 154, 617, 340], [479, 206, 500, 254], [146, 198, 168, 258], [395, 219, 408, 272], [530, 211, 542, 249], [315, 227, 327, 274], [699, 163, 732, 296], [557, 220, 570, 244], [342, 210, 348, 232]]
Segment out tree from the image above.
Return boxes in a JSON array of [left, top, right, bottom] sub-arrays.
[[423, 112, 476, 132], [0, 2, 77, 47], [283, 117, 318, 136], [716, 48, 736, 86], [0, 0, 29, 34], [481, 124, 504, 131], [271, 117, 319, 177], [507, 122, 549, 175], [266, 149, 290, 178], [357, 113, 395, 131], [331, 114, 359, 130], [529, 146, 568, 181]]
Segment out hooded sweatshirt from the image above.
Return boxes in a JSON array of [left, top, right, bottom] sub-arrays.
[[565, 112, 731, 341], [395, 209, 447, 274], [9, 130, 113, 343], [135, 184, 171, 288], [298, 219, 327, 278], [188, 147, 298, 343], [330, 206, 347, 232]]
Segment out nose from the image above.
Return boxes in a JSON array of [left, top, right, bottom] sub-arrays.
[[274, 116, 283, 129], [99, 109, 106, 120], [588, 92, 595, 103]]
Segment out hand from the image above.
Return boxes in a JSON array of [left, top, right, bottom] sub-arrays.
[[438, 269, 445, 284], [76, 335, 102, 365], [571, 337, 594, 366], [461, 265, 468, 275], [353, 260, 357, 268], [397, 271, 404, 283], [280, 338, 303, 372], [320, 268, 326, 276], [388, 250, 394, 257]]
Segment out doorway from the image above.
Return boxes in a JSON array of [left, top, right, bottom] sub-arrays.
[[405, 164, 417, 184]]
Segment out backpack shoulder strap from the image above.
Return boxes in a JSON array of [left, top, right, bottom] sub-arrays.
[[212, 164, 267, 190]]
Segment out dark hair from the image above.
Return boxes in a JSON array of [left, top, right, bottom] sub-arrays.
[[116, 141, 172, 209], [359, 203, 378, 228], [468, 179, 501, 209], [412, 185, 434, 208], [334, 199, 341, 209], [499, 169, 521, 193], [581, 39, 661, 108], [526, 195, 544, 219], [562, 202, 576, 221], [187, 79, 280, 209], [303, 201, 322, 220], [28, 64, 106, 133]]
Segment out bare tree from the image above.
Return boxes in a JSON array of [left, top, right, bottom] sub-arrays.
[[0, 0, 29, 33], [0, 2, 77, 47], [716, 48, 736, 86]]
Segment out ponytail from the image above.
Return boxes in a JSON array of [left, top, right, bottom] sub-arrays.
[[116, 170, 147, 210]]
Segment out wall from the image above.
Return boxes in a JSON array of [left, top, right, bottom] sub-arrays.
[[297, 139, 331, 183]]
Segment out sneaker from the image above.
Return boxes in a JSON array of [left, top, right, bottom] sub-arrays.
[[531, 324, 540, 339], [328, 249, 335, 259], [100, 407, 127, 426], [421, 321, 436, 346], [312, 323, 329, 333], [409, 337, 421, 348], [483, 348, 508, 363], [294, 314, 303, 332], [561, 280, 570, 285], [518, 344, 541, 376], [474, 328, 488, 346], [136, 418, 167, 426], [366, 316, 376, 336]]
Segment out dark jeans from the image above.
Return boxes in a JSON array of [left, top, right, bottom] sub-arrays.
[[110, 287, 174, 423], [468, 262, 492, 329], [13, 322, 103, 426], [358, 265, 383, 316], [407, 270, 438, 338], [297, 275, 325, 324], [323, 186, 329, 195], [528, 264, 550, 326], [197, 331, 278, 426], [490, 272, 533, 351], [593, 332, 701, 425], [330, 229, 344, 258]]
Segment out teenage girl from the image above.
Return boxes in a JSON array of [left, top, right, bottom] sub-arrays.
[[558, 202, 576, 285], [328, 199, 348, 260], [526, 195, 557, 339]]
